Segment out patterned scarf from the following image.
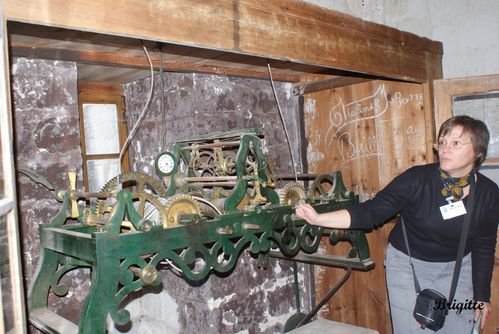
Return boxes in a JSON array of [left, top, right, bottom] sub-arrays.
[[440, 168, 475, 202]]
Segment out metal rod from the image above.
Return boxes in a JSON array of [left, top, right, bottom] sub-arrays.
[[71, 191, 116, 199], [292, 261, 301, 314], [180, 140, 241, 151], [297, 266, 352, 327], [190, 182, 238, 187], [184, 176, 238, 182], [269, 251, 374, 271], [274, 173, 321, 180], [188, 181, 269, 187]]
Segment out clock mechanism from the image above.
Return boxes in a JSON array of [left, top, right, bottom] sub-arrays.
[[154, 151, 177, 177]]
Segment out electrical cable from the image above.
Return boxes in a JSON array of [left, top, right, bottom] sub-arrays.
[[118, 41, 155, 169], [159, 43, 167, 148], [160, 259, 183, 275], [267, 63, 298, 183]]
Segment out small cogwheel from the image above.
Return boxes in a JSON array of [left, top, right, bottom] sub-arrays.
[[278, 183, 307, 206], [94, 172, 168, 226], [163, 194, 203, 228]]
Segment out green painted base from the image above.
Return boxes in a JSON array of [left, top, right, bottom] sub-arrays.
[[28, 174, 372, 334]]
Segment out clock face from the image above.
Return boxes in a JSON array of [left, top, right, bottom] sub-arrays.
[[155, 152, 176, 176]]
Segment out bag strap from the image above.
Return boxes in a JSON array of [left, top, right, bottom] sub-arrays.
[[401, 216, 422, 293], [401, 180, 475, 300], [448, 182, 475, 301]]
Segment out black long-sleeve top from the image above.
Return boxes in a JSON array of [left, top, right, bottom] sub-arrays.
[[347, 163, 498, 302]]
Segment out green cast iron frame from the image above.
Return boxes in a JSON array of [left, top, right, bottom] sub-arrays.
[[28, 129, 373, 333], [28, 180, 373, 334]]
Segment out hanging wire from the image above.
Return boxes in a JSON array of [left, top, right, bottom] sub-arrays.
[[159, 43, 167, 148], [267, 62, 298, 183], [118, 41, 155, 170]]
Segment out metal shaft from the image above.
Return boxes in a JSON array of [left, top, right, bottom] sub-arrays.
[[181, 140, 241, 151]]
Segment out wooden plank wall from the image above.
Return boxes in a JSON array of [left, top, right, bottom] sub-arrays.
[[433, 74, 499, 334], [303, 80, 428, 333]]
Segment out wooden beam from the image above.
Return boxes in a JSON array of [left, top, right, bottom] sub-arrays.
[[293, 76, 375, 95], [78, 81, 123, 95], [10, 45, 301, 82], [0, 6, 27, 332], [3, 0, 443, 82], [423, 51, 437, 163], [434, 74, 499, 130]]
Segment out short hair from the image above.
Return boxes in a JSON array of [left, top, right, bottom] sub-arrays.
[[438, 115, 490, 167]]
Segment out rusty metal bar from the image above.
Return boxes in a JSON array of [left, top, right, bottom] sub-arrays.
[[71, 191, 116, 199], [190, 182, 237, 187], [183, 176, 238, 182], [180, 140, 241, 151], [274, 173, 320, 179]]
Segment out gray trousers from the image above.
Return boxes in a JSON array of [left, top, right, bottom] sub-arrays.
[[385, 243, 475, 334]]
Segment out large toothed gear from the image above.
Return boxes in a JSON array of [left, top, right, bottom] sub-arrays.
[[95, 172, 168, 226], [278, 183, 307, 206], [163, 194, 203, 228]]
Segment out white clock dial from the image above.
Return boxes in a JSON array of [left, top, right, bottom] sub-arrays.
[[157, 153, 175, 175]]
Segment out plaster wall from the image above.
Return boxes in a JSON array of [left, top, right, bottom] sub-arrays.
[[305, 0, 499, 78], [11, 58, 89, 331], [123, 72, 303, 176]]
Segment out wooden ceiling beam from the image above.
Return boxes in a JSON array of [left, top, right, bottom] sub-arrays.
[[3, 0, 443, 83], [78, 81, 124, 96], [293, 76, 377, 95], [10, 45, 301, 82]]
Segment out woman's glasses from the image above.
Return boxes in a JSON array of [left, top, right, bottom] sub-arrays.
[[432, 140, 472, 151]]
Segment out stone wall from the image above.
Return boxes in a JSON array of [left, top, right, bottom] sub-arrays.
[[11, 57, 89, 327]]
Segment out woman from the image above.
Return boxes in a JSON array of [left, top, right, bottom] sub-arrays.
[[295, 115, 498, 333]]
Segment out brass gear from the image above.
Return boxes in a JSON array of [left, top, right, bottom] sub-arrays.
[[163, 194, 202, 228], [95, 172, 168, 226], [190, 150, 216, 176], [278, 183, 307, 206]]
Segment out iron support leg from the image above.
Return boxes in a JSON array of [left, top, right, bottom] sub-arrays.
[[297, 266, 353, 327]]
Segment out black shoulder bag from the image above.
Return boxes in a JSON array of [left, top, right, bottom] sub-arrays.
[[400, 186, 474, 331]]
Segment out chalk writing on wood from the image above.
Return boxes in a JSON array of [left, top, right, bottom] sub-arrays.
[[406, 123, 425, 149], [336, 131, 383, 165], [390, 92, 424, 108], [325, 84, 388, 147], [307, 130, 325, 163], [318, 84, 425, 167]]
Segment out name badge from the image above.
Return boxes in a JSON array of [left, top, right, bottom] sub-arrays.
[[440, 200, 467, 220]]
